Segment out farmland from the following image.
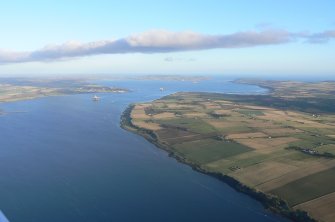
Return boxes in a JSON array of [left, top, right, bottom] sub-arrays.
[[122, 80, 335, 222]]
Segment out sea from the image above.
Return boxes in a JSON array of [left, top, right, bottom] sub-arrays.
[[0, 77, 291, 222]]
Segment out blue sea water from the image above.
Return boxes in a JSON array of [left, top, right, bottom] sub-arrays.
[[0, 78, 290, 222]]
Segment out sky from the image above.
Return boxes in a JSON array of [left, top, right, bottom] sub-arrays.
[[0, 0, 334, 77]]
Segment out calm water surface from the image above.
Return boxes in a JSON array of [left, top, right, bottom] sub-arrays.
[[0, 78, 290, 222]]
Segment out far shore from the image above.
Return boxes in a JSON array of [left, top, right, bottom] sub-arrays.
[[0, 78, 129, 104]]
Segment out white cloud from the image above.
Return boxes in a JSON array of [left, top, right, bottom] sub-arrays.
[[0, 29, 334, 64], [308, 30, 335, 43]]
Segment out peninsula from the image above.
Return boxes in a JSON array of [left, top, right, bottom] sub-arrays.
[[0, 78, 129, 103], [121, 80, 335, 222]]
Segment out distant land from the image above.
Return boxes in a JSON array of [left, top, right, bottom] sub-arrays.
[[0, 78, 129, 103], [0, 74, 211, 103], [67, 74, 210, 82], [122, 79, 335, 222], [132, 75, 210, 82]]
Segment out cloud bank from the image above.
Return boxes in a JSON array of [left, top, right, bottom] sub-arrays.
[[0, 29, 334, 64]]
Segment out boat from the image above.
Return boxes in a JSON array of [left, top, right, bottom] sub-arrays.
[[92, 95, 100, 101], [159, 87, 164, 91]]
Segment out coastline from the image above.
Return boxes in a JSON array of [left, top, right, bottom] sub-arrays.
[[120, 104, 317, 222], [0, 93, 59, 104], [0, 79, 129, 104], [232, 79, 275, 94], [0, 89, 129, 105]]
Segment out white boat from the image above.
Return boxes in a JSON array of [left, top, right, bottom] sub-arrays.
[[92, 95, 100, 101], [160, 87, 164, 91]]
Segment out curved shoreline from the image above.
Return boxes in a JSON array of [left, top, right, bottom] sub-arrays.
[[120, 104, 316, 222]]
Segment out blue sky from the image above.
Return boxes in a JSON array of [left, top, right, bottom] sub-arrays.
[[0, 0, 334, 76]]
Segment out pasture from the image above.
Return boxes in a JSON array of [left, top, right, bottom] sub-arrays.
[[128, 90, 335, 222]]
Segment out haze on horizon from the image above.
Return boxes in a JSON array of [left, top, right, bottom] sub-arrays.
[[0, 0, 334, 77]]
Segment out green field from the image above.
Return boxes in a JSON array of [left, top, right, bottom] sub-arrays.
[[237, 109, 264, 116], [270, 167, 335, 206], [173, 138, 252, 164], [157, 118, 217, 134]]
